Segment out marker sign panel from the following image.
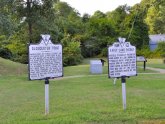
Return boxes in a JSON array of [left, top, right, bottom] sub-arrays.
[[29, 35, 63, 80], [137, 56, 146, 62], [108, 38, 137, 78]]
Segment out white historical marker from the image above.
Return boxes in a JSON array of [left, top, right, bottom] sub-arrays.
[[108, 37, 137, 78], [29, 34, 63, 80], [108, 37, 137, 110], [29, 34, 63, 115], [137, 56, 146, 62]]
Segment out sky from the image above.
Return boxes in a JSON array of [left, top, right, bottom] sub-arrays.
[[60, 0, 141, 16]]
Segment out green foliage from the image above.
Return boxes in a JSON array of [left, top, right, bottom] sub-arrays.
[[62, 35, 83, 66], [2, 0, 165, 65], [82, 13, 90, 23], [0, 0, 18, 36], [155, 42, 165, 58], [119, 5, 149, 49], [156, 42, 165, 53], [0, 35, 12, 59], [92, 10, 106, 18], [55, 2, 83, 37], [106, 5, 149, 49], [0, 48, 12, 59], [6, 27, 29, 63], [100, 48, 108, 57], [144, 0, 165, 34], [137, 46, 163, 58], [145, 6, 158, 34], [81, 17, 116, 57]]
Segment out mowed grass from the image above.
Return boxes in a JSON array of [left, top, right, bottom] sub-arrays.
[[0, 57, 27, 76], [0, 57, 165, 123], [64, 65, 157, 76], [0, 74, 165, 124], [137, 59, 165, 69]]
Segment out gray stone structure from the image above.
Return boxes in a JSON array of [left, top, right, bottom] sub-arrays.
[[90, 60, 102, 74]]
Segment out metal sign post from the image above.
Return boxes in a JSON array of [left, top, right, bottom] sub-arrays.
[[45, 78, 49, 115], [121, 76, 126, 110], [144, 61, 146, 71], [113, 78, 117, 85], [137, 56, 147, 71]]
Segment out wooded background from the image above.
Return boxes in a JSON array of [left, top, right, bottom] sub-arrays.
[[0, 0, 165, 65]]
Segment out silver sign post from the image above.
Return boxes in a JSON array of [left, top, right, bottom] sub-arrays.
[[45, 78, 49, 115]]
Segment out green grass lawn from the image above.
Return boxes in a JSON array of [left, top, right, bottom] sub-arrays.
[[0, 74, 165, 124], [137, 59, 165, 69], [0, 57, 165, 124], [0, 57, 27, 76], [64, 65, 157, 77]]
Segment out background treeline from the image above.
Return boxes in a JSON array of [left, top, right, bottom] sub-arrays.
[[0, 0, 165, 66]]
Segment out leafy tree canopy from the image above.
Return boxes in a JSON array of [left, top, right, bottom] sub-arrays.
[[2, 0, 165, 64]]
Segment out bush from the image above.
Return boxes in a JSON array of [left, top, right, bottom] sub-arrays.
[[12, 54, 28, 64], [63, 55, 82, 66], [0, 48, 12, 59], [156, 42, 165, 53], [137, 48, 162, 58], [155, 42, 165, 58], [100, 48, 108, 57], [63, 41, 83, 66], [5, 28, 29, 63]]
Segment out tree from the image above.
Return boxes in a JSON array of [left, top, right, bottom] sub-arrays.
[[122, 5, 149, 49], [82, 13, 90, 23], [156, 42, 165, 53], [107, 5, 128, 35], [154, 1, 165, 34], [92, 10, 106, 18], [53, 2, 84, 65], [81, 14, 116, 57], [12, 0, 59, 42], [0, 35, 12, 59], [3, 0, 62, 63], [144, 0, 165, 34], [54, 2, 83, 36], [0, 0, 18, 36], [0, 0, 153, 65], [62, 34, 83, 66], [6, 26, 29, 63]]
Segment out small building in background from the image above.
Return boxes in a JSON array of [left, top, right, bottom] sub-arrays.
[[149, 34, 165, 51], [90, 60, 102, 74]]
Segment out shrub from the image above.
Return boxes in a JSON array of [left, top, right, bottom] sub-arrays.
[[156, 42, 165, 53], [0, 48, 12, 59], [136, 47, 162, 58], [63, 41, 83, 66]]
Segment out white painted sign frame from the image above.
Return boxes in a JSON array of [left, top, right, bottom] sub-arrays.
[[108, 38, 137, 78], [28, 35, 63, 80], [108, 37, 137, 110], [137, 56, 146, 62]]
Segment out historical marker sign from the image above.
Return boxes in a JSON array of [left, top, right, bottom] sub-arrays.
[[137, 56, 146, 62], [29, 35, 63, 80], [108, 38, 137, 78]]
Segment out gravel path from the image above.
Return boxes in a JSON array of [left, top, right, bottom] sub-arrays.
[[145, 67, 165, 74], [53, 67, 165, 80]]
